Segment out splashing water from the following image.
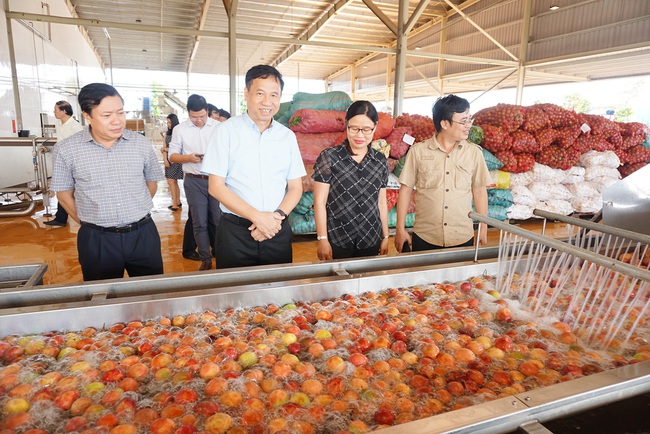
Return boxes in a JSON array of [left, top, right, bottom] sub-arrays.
[[495, 224, 650, 350]]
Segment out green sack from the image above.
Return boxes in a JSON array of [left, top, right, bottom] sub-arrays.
[[468, 125, 484, 145], [293, 192, 314, 216], [291, 91, 352, 112], [472, 204, 508, 221], [488, 188, 514, 207], [273, 101, 293, 121], [488, 204, 509, 221], [289, 211, 316, 235], [276, 109, 294, 127], [482, 148, 503, 171], [387, 207, 415, 228], [393, 154, 407, 177]]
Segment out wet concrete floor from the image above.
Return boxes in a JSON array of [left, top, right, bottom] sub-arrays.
[[0, 180, 571, 286]]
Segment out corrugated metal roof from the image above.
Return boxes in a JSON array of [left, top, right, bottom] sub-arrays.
[[6, 0, 650, 102]]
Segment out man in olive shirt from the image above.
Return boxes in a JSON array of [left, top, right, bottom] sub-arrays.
[[395, 94, 490, 252]]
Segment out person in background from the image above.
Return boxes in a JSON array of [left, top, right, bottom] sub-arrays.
[[51, 83, 164, 281], [217, 108, 231, 122], [183, 103, 220, 259], [159, 113, 183, 211], [312, 100, 389, 260], [395, 94, 490, 253], [168, 94, 221, 271], [44, 101, 83, 227], [203, 64, 305, 269], [208, 103, 220, 121]]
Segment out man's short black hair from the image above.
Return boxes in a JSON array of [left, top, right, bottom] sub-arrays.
[[245, 65, 284, 92], [217, 108, 231, 119], [432, 94, 470, 131], [187, 94, 208, 113], [56, 101, 74, 116], [207, 103, 218, 117], [78, 83, 123, 115]]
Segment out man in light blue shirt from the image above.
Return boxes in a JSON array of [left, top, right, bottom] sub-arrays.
[[202, 65, 305, 268]]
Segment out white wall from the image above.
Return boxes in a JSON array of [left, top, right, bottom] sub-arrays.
[[0, 0, 105, 137]]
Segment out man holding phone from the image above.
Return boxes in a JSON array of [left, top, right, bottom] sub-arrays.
[[168, 94, 221, 270]]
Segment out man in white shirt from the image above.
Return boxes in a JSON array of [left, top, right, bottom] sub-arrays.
[[168, 94, 221, 270], [44, 101, 84, 227]]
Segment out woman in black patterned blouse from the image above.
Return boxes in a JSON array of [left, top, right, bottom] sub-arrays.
[[312, 100, 389, 260]]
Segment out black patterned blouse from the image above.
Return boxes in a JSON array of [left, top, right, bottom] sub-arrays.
[[312, 144, 388, 250]]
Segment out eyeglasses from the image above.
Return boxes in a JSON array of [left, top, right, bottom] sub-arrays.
[[347, 126, 375, 135], [451, 117, 474, 126]]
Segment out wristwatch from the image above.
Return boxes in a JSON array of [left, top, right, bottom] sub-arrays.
[[274, 209, 287, 218], [316, 235, 328, 241]]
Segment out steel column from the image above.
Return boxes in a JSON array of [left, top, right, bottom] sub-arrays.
[[4, 0, 23, 132], [228, 0, 237, 115], [516, 0, 532, 105], [393, 0, 408, 116]]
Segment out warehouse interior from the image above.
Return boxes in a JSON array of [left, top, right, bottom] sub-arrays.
[[1, 1, 650, 433], [5, 0, 650, 115]]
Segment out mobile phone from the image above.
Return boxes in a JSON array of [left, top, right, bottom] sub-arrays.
[[196, 153, 204, 158], [402, 241, 411, 253]]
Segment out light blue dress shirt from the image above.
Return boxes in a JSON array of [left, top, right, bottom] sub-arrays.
[[202, 112, 306, 215]]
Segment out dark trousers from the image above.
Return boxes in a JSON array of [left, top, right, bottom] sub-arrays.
[[216, 213, 292, 269], [184, 176, 221, 261], [77, 217, 164, 281], [412, 232, 474, 252], [53, 204, 69, 224], [182, 209, 216, 256], [331, 242, 381, 259]]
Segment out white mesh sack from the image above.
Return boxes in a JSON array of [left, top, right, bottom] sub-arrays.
[[578, 150, 621, 169], [533, 163, 565, 183], [571, 197, 603, 213], [535, 199, 574, 216], [528, 181, 573, 201], [561, 166, 586, 184], [584, 165, 621, 181], [509, 171, 534, 187], [510, 184, 536, 206], [507, 204, 534, 220], [591, 176, 620, 193], [567, 182, 600, 198]]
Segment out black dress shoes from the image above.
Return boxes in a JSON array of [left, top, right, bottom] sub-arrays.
[[44, 220, 66, 227], [199, 260, 212, 271], [182, 251, 201, 261]]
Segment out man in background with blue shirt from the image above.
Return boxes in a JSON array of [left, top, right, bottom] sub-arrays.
[[52, 83, 164, 281], [203, 65, 305, 269]]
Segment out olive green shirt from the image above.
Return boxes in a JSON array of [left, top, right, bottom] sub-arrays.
[[398, 135, 491, 246]]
